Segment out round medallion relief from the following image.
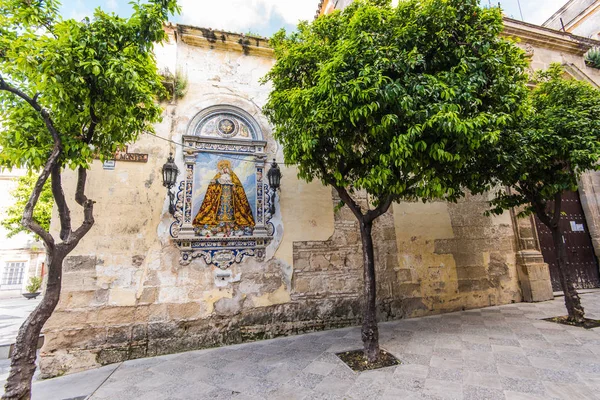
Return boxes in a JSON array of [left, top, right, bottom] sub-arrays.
[[216, 117, 239, 138]]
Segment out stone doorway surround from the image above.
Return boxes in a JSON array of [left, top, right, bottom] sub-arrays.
[[511, 204, 554, 303], [579, 171, 600, 259], [512, 174, 600, 302]]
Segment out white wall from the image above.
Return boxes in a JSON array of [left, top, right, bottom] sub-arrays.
[[0, 168, 44, 292]]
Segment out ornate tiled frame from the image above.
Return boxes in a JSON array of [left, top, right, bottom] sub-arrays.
[[170, 105, 274, 269]]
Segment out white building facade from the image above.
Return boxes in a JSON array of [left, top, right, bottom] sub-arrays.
[[0, 169, 45, 295]]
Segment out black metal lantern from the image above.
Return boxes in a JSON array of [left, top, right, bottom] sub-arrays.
[[162, 153, 179, 216], [267, 158, 282, 215]]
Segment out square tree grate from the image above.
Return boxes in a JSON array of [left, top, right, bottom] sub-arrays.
[[336, 349, 400, 372]]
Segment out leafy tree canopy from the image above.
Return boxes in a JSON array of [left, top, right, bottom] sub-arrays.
[[263, 0, 529, 208], [480, 63, 600, 324], [485, 63, 600, 220], [0, 0, 180, 171], [1, 173, 53, 239]]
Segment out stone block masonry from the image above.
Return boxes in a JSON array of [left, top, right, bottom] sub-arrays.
[[40, 187, 522, 377]]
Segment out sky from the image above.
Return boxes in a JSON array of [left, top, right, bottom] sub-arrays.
[[59, 0, 568, 37]]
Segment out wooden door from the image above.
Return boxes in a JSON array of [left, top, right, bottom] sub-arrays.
[[535, 191, 600, 291]]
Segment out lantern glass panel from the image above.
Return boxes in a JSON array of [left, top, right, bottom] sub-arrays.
[[272, 173, 280, 187], [267, 162, 281, 189], [162, 157, 178, 188]]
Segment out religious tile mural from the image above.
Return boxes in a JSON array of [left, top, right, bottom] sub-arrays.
[[170, 105, 274, 270], [192, 155, 256, 238]]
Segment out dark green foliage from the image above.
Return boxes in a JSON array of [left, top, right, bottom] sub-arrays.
[[484, 64, 600, 218], [0, 0, 181, 171], [263, 0, 529, 207]]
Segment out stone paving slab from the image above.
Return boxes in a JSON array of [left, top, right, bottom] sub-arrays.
[[1, 291, 600, 399], [0, 296, 41, 346]]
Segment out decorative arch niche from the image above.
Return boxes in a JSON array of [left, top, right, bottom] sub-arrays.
[[170, 105, 274, 269]]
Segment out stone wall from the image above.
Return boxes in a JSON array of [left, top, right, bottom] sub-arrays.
[[41, 185, 522, 378], [39, 26, 342, 378], [397, 194, 522, 313], [38, 20, 600, 378]]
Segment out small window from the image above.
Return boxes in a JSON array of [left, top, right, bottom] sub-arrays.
[[2, 261, 26, 287]]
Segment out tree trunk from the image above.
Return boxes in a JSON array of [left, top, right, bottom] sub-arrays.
[[359, 219, 379, 362], [2, 246, 65, 400], [550, 225, 585, 323]]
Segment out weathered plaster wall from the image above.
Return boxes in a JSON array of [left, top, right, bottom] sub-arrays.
[[527, 45, 600, 84], [275, 167, 335, 266], [40, 20, 600, 378], [393, 196, 522, 315], [580, 172, 600, 257], [543, 0, 600, 40], [40, 28, 340, 377]]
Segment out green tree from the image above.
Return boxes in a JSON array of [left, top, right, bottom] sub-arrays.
[[0, 1, 179, 398], [263, 0, 528, 362], [484, 64, 600, 324], [1, 174, 53, 239]]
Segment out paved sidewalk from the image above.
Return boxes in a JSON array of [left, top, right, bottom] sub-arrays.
[[0, 296, 41, 346], [0, 296, 42, 391], [3, 292, 600, 400]]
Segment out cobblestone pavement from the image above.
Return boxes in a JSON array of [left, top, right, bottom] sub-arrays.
[[2, 291, 600, 400]]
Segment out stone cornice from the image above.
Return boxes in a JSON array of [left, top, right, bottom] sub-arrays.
[[502, 17, 600, 56], [316, 0, 325, 19], [165, 24, 273, 58], [162, 16, 600, 59]]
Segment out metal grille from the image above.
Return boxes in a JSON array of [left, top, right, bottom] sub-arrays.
[[535, 191, 600, 291], [1, 262, 26, 286]]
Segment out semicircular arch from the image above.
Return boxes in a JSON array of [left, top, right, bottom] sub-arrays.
[[186, 104, 264, 141]]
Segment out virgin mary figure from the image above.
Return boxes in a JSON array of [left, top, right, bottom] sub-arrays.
[[193, 159, 255, 234]]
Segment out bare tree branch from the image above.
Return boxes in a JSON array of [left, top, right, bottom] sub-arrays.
[[315, 157, 365, 221], [74, 167, 89, 206], [365, 195, 394, 223], [550, 191, 562, 228], [51, 164, 71, 241], [21, 158, 57, 247], [533, 200, 552, 228], [0, 74, 62, 248], [66, 168, 94, 250], [0, 75, 61, 144], [83, 89, 99, 143], [334, 185, 365, 221]]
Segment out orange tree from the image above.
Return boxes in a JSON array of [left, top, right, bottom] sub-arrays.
[[483, 64, 600, 324], [263, 0, 528, 362]]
